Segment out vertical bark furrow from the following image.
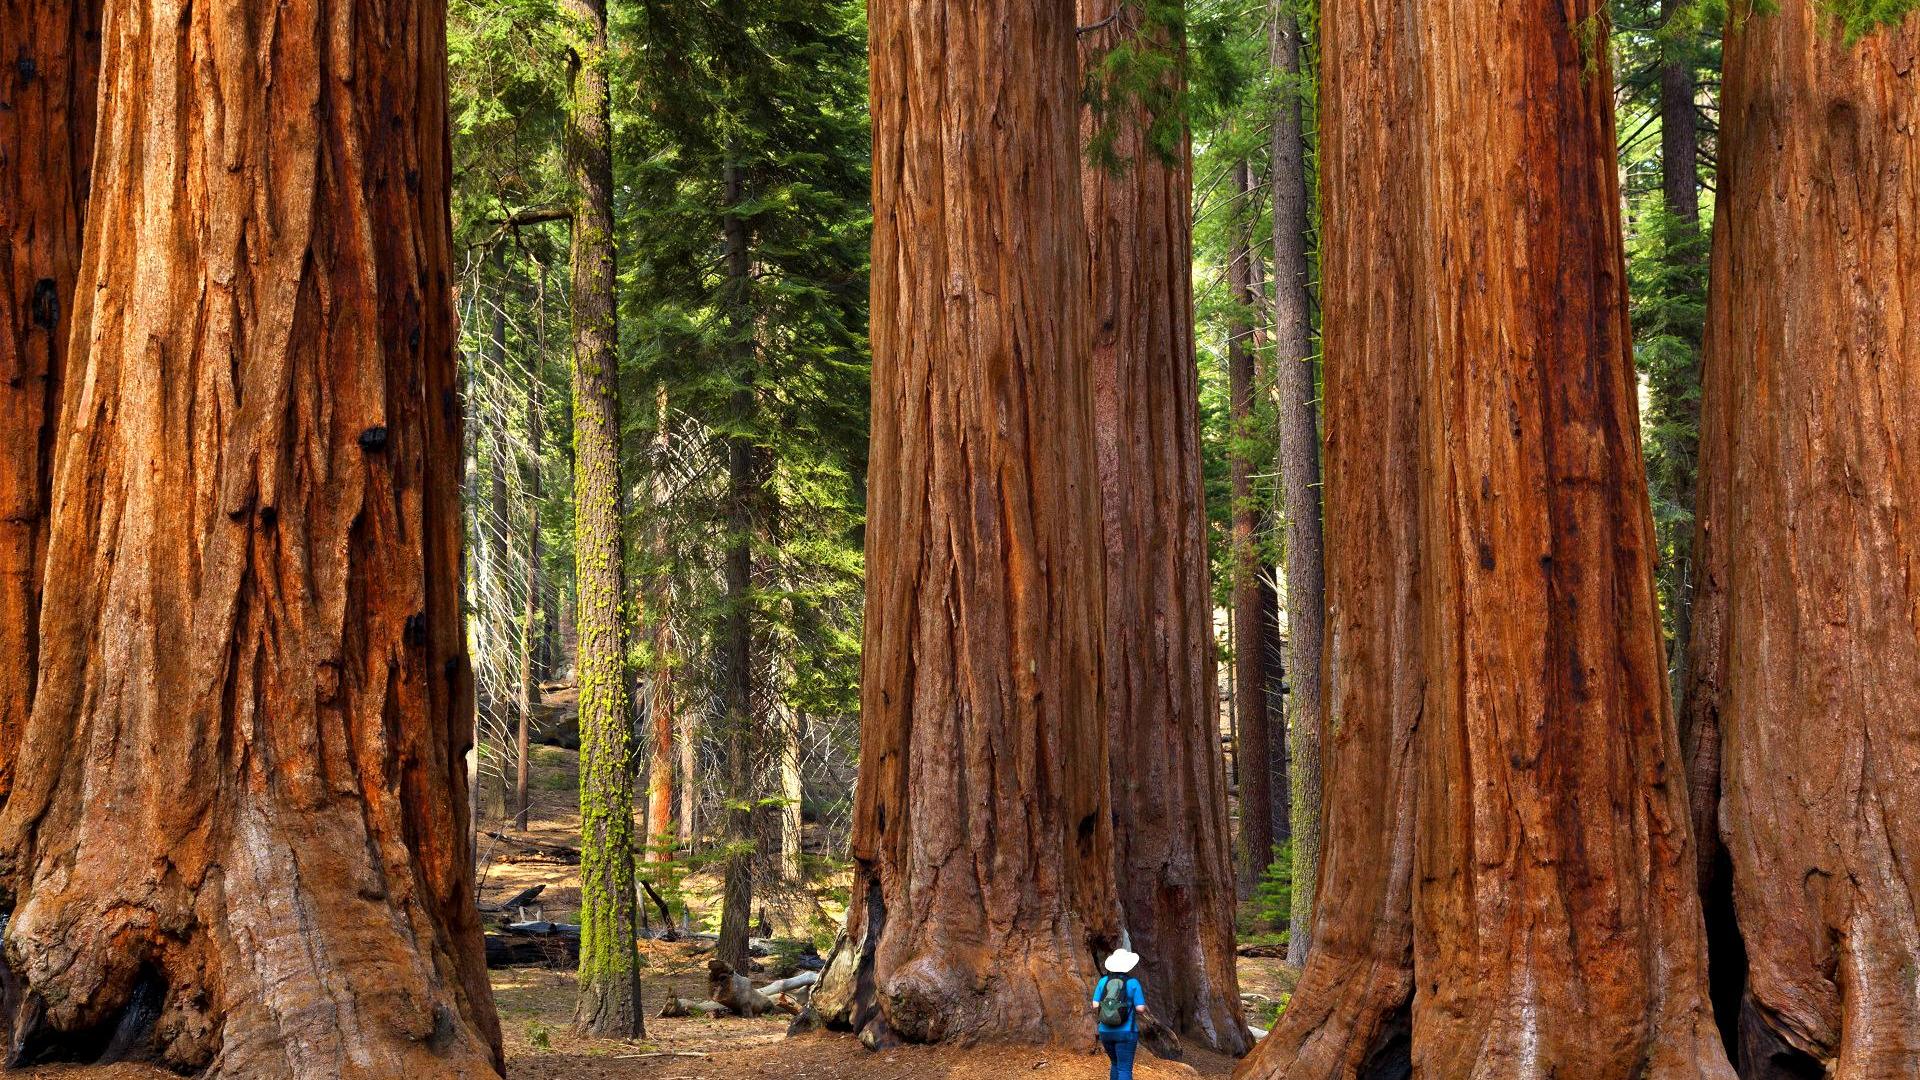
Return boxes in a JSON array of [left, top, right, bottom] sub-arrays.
[[1695, 8, 1920, 1073], [0, 2, 503, 1076], [1234, 0, 1423, 1071], [0, 0, 98, 805], [1079, 0, 1249, 1054], [1404, 3, 1728, 1075], [849, 0, 1120, 1046]]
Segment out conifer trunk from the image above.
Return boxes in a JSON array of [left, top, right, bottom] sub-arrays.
[[1235, 0, 1422, 1066], [486, 283, 514, 798], [516, 278, 547, 832], [1404, 2, 1727, 1072], [0, 2, 504, 1073], [1690, 7, 1920, 1072], [678, 698, 699, 851], [1247, 252, 1290, 856], [645, 390, 677, 860], [1079, 0, 1249, 1053], [1242, 1, 1731, 1075], [715, 164, 761, 977], [1268, 0, 1326, 967], [565, 0, 643, 1038], [1228, 159, 1275, 892], [1659, 0, 1700, 233], [844, 0, 1121, 1045], [0, 0, 96, 804], [781, 710, 805, 882]]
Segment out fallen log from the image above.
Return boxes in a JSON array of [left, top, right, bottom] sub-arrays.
[[477, 884, 546, 914], [658, 997, 729, 1018], [484, 831, 581, 864], [760, 972, 819, 997], [507, 920, 580, 937], [484, 932, 580, 969], [707, 959, 802, 1017]]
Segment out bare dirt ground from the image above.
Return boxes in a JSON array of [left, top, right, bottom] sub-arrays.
[[506, 1031, 1234, 1080], [492, 937, 1249, 1080], [23, 693, 1294, 1079]]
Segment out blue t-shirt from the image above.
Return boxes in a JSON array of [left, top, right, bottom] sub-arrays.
[[1093, 974, 1146, 1034]]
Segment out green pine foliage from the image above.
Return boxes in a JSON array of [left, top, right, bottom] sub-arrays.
[[447, 0, 869, 875], [1612, 0, 1716, 668], [1187, 0, 1319, 613], [616, 0, 870, 748]]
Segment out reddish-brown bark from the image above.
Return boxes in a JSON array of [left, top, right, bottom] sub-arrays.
[[1234, 0, 1421, 1070], [1244, 2, 1730, 1076], [1079, 0, 1248, 1054], [0, 1, 503, 1074], [0, 0, 97, 805], [1689, 7, 1920, 1074], [845, 0, 1120, 1046], [1405, 3, 1727, 1074], [644, 388, 677, 859], [644, 619, 676, 861]]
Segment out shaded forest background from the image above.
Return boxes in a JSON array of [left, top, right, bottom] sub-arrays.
[[447, 0, 1716, 961]]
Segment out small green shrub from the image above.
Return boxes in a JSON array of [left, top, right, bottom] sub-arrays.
[[1254, 842, 1295, 932]]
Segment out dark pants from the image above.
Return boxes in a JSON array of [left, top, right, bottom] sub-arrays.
[[1100, 1031, 1138, 1080]]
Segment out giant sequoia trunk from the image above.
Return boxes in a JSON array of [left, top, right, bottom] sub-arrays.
[[1242, 2, 1731, 1076], [1404, 3, 1726, 1073], [1267, 0, 1327, 968], [842, 0, 1121, 1045], [1234, 0, 1422, 1068], [565, 0, 644, 1039], [0, 2, 504, 1074], [0, 0, 96, 804], [1079, 0, 1249, 1054], [1688, 7, 1920, 1073]]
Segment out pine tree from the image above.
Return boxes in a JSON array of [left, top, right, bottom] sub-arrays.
[[564, 0, 645, 1038], [617, 0, 871, 963], [1267, 0, 1327, 967]]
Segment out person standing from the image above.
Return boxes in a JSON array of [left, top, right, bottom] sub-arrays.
[[1092, 949, 1147, 1080]]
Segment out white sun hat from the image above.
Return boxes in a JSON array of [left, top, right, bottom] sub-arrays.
[[1104, 949, 1141, 974]]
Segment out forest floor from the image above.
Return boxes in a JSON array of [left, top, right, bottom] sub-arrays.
[[23, 689, 1296, 1079], [477, 726, 1294, 1080], [495, 951, 1245, 1080]]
